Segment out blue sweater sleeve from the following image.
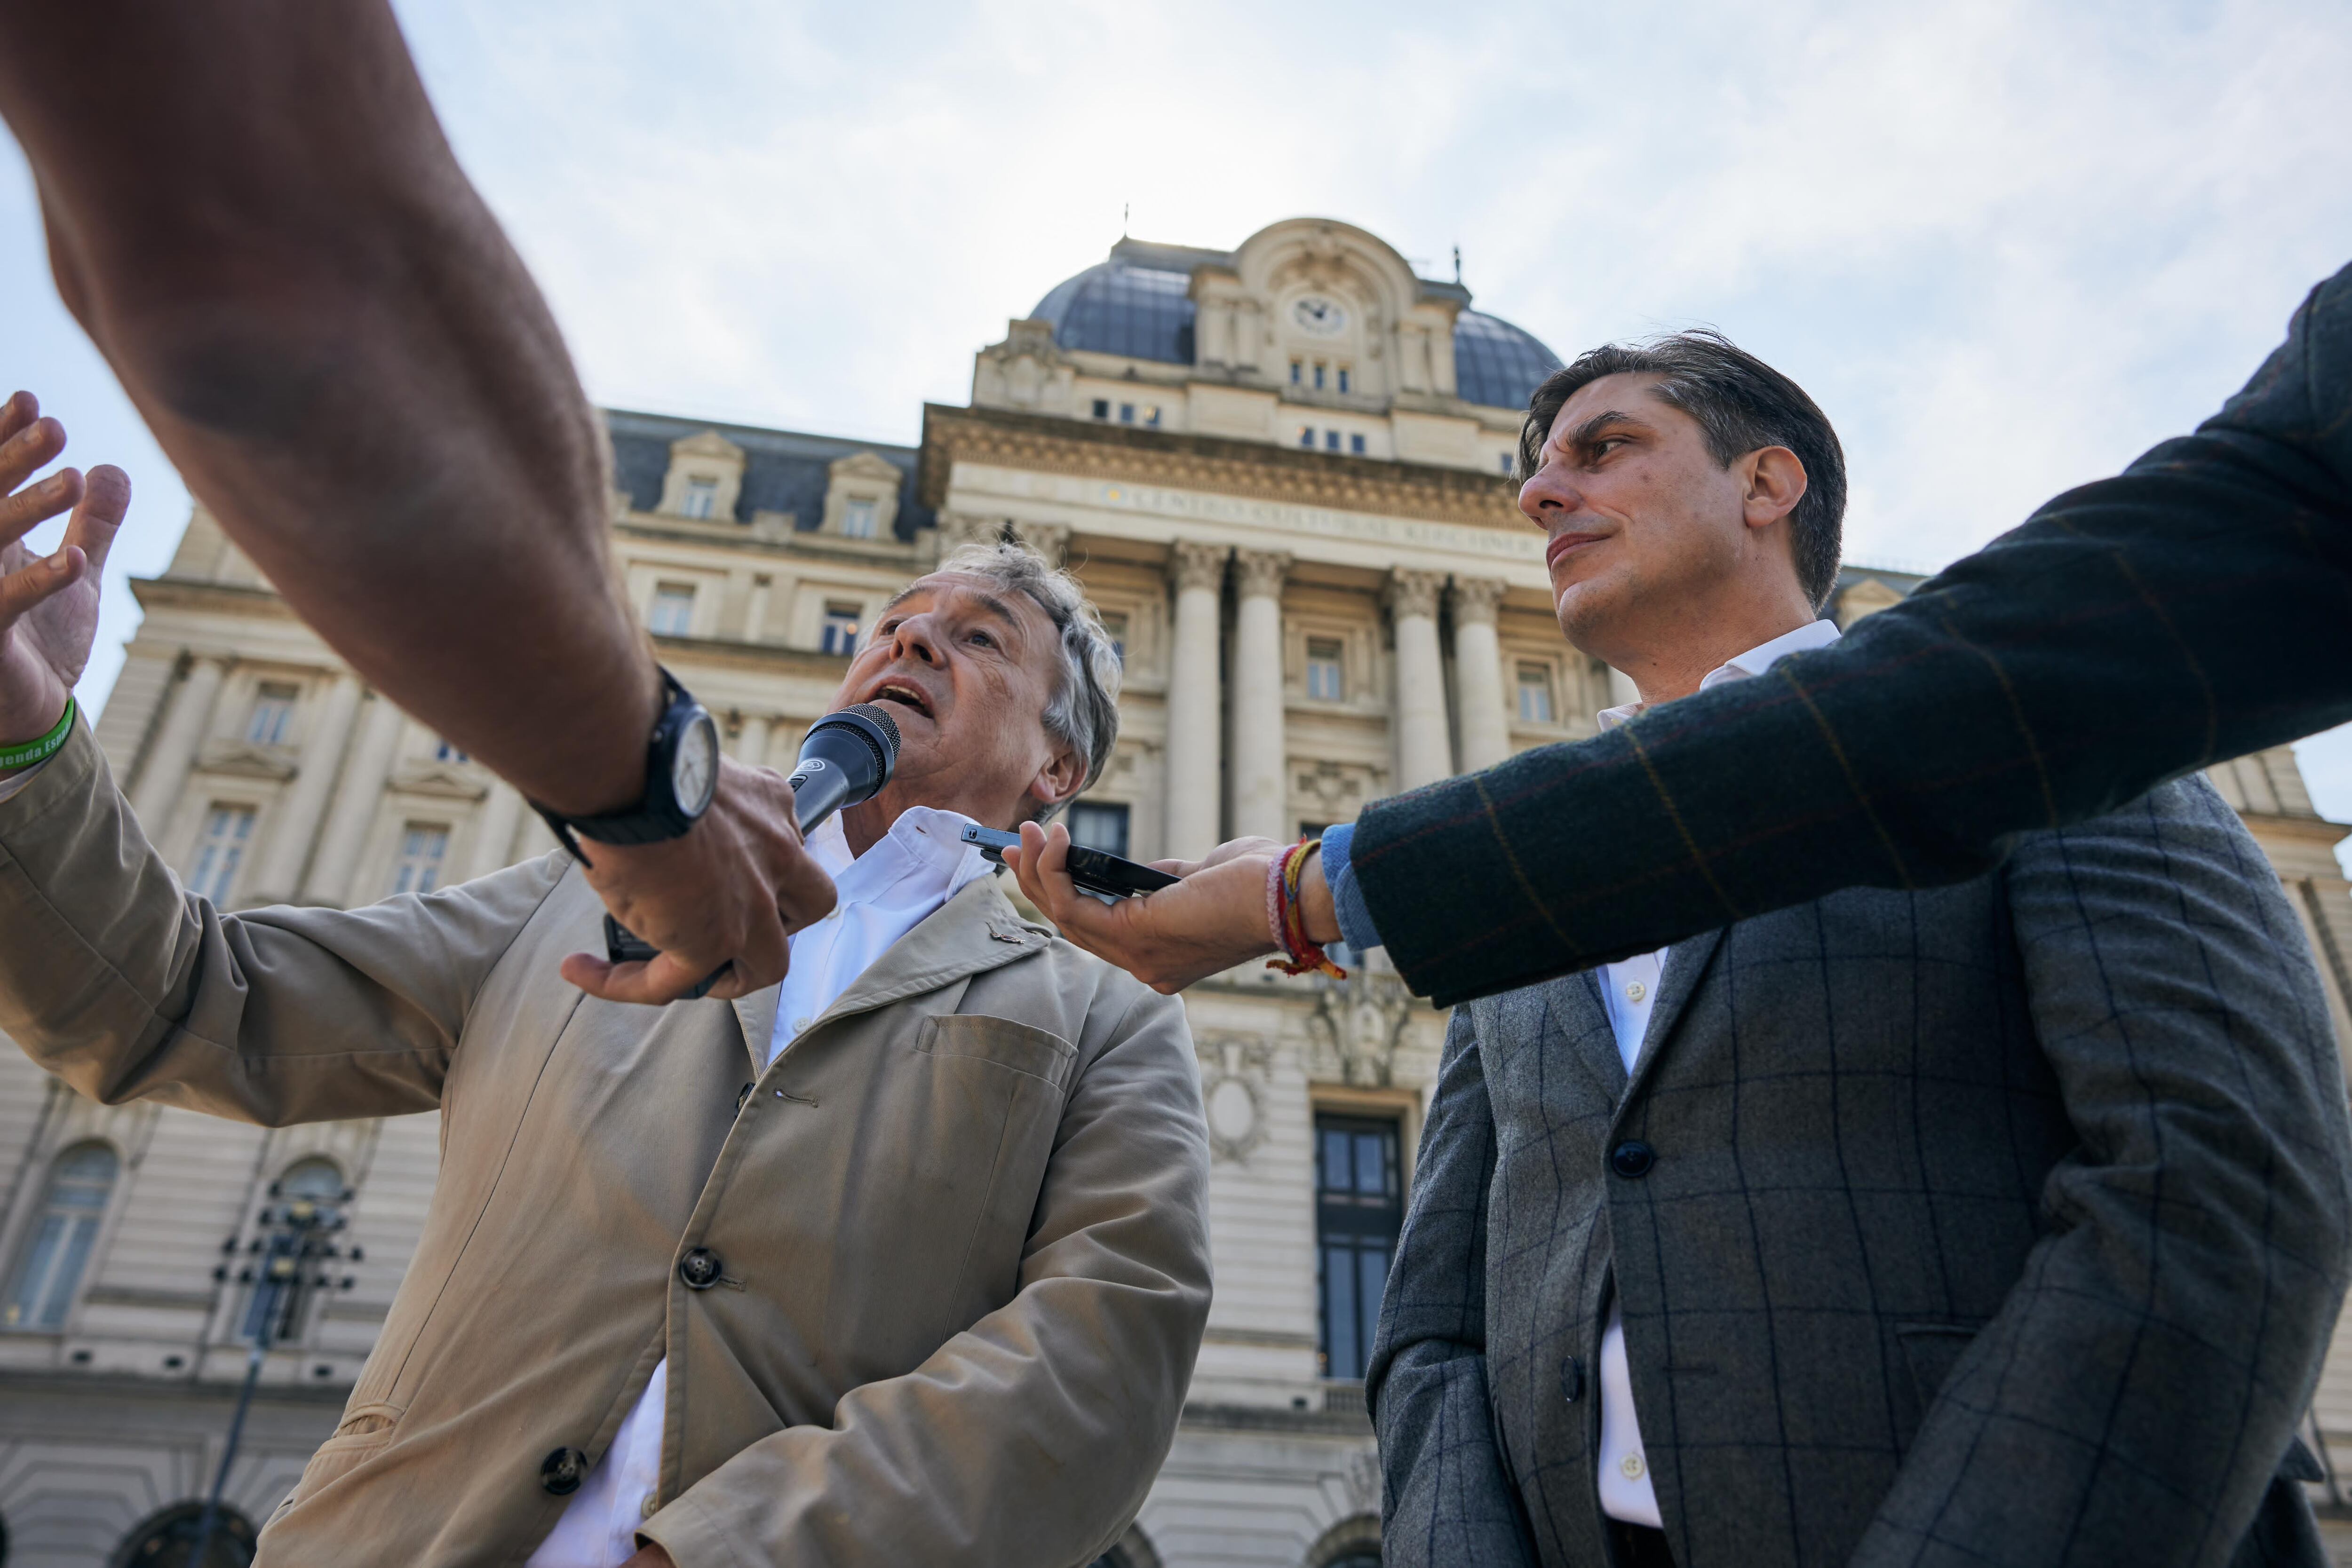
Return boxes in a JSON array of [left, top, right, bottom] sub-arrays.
[[1318, 824, 1385, 952]]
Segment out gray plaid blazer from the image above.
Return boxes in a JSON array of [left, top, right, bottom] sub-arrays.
[[1367, 775, 2352, 1568]]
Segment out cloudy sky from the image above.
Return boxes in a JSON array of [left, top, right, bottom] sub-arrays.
[[5, 0, 2350, 854]]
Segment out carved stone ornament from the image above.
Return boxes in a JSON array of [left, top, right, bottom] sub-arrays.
[[1449, 576, 1508, 626], [1196, 1035, 1274, 1164], [1294, 759, 1379, 820], [1383, 568, 1445, 622], [1306, 970, 1414, 1089], [1169, 539, 1231, 593], [1343, 1446, 1383, 1517], [1234, 549, 1293, 601]]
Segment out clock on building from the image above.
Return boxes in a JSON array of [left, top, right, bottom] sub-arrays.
[[1290, 295, 1347, 335]]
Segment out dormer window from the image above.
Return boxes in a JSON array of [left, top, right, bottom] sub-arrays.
[[657, 431, 746, 520], [820, 451, 905, 539], [841, 498, 878, 539], [649, 583, 696, 637], [680, 477, 718, 519]]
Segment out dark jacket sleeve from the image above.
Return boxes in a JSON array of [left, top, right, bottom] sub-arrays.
[[1366, 1005, 1538, 1568], [1353, 259, 2352, 1007], [1854, 776, 2352, 1568]]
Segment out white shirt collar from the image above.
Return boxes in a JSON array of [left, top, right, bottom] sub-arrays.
[[1597, 618, 1842, 731], [801, 803, 994, 911]]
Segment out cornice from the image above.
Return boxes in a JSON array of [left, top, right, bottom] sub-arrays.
[[652, 631, 853, 680], [919, 403, 1526, 532], [129, 576, 298, 620]]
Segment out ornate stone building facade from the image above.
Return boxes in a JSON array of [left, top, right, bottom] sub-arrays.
[[2, 218, 2349, 1566]]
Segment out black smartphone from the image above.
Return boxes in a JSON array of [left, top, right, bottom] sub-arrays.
[[603, 915, 726, 1001], [960, 824, 1179, 899]]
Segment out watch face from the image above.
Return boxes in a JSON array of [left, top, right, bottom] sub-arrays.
[[673, 711, 720, 816], [1291, 296, 1347, 336]]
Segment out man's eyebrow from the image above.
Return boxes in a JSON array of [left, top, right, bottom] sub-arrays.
[[1562, 410, 1647, 450], [967, 591, 1025, 632]]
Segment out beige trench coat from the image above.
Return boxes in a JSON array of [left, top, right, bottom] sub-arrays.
[[0, 726, 1211, 1566]]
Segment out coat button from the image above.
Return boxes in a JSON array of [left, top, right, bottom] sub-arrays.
[[1610, 1140, 1655, 1178], [1560, 1356, 1584, 1404], [679, 1248, 723, 1290], [540, 1446, 588, 1495]]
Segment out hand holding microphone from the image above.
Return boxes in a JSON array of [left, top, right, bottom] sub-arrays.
[[592, 704, 904, 1001]]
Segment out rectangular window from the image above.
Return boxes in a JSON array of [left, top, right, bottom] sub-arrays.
[[841, 497, 878, 539], [821, 602, 862, 655], [434, 739, 469, 763], [246, 682, 299, 745], [1324, 429, 1342, 451], [1118, 403, 1136, 424], [1298, 427, 1316, 448], [1517, 663, 1557, 724], [1337, 366, 1351, 395], [648, 583, 697, 637], [189, 805, 255, 905], [1299, 820, 1332, 841], [1498, 451, 1516, 475], [1349, 433, 1367, 456], [1092, 398, 1110, 420], [1289, 359, 1303, 386], [680, 477, 717, 519], [1143, 405, 1162, 428], [1314, 362, 1328, 390], [389, 823, 449, 897], [1097, 610, 1128, 665], [1067, 800, 1131, 860], [1317, 1114, 1402, 1381], [1305, 637, 1345, 702]]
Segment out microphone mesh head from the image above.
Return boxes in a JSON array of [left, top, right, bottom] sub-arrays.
[[835, 701, 903, 757]]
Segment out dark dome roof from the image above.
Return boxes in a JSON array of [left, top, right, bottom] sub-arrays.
[[1031, 262, 1562, 412]]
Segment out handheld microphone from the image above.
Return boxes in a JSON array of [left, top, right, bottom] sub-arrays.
[[603, 702, 905, 998]]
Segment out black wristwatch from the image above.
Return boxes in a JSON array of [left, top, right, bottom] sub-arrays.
[[532, 668, 720, 863]]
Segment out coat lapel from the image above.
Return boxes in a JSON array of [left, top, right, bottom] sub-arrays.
[[1623, 926, 1725, 1102], [1567, 967, 1629, 1101], [733, 984, 782, 1078], [806, 875, 1048, 1033]]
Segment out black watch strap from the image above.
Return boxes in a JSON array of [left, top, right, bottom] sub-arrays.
[[530, 669, 709, 864]]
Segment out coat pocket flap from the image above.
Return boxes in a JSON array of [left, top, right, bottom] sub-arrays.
[[916, 1015, 1078, 1091]]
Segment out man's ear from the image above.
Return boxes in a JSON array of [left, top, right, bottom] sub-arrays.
[[1741, 446, 1808, 531], [1024, 742, 1088, 816]]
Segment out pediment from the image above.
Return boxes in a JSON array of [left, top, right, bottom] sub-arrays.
[[386, 760, 490, 801], [669, 429, 746, 466], [828, 450, 905, 484], [1836, 578, 1906, 627], [195, 740, 296, 781]]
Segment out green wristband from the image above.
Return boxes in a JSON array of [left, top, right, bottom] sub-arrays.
[[0, 697, 76, 771]]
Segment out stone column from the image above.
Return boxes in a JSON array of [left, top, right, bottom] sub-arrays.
[[1162, 541, 1229, 861], [745, 576, 773, 643], [1230, 549, 1293, 844], [1450, 578, 1512, 773], [733, 713, 771, 767], [1388, 570, 1453, 791], [244, 671, 363, 903], [301, 693, 406, 905], [128, 652, 231, 833], [463, 779, 526, 881]]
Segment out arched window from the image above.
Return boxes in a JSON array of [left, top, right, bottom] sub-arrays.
[[4, 1141, 119, 1330], [108, 1499, 256, 1567]]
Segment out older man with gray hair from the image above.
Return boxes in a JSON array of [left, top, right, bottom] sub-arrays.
[[0, 522, 1210, 1567]]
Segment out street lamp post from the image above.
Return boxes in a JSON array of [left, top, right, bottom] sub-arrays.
[[187, 1182, 359, 1567]]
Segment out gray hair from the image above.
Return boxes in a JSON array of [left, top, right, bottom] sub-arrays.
[[925, 536, 1123, 822]]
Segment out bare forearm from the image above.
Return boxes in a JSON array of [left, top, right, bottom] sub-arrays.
[[0, 0, 657, 814]]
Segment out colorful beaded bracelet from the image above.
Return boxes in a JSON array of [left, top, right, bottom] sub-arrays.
[[1264, 836, 1347, 980]]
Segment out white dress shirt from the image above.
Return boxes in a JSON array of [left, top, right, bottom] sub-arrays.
[[1589, 618, 1842, 1527], [526, 805, 993, 1567]]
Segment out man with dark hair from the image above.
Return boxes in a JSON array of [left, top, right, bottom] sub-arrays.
[[1015, 330, 2352, 1568]]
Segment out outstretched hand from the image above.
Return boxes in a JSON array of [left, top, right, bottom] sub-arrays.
[[0, 391, 126, 752], [1003, 822, 1293, 994]]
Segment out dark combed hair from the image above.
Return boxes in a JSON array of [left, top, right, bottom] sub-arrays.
[[1515, 330, 1847, 610]]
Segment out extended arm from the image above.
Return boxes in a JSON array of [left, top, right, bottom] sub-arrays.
[[1365, 1008, 1536, 1568], [639, 990, 1212, 1568], [1351, 259, 2352, 1005], [0, 6, 831, 1002], [1855, 778, 2352, 1567]]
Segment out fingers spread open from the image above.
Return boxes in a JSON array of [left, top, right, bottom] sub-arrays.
[[0, 466, 80, 549], [0, 393, 36, 450], [0, 406, 63, 496]]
